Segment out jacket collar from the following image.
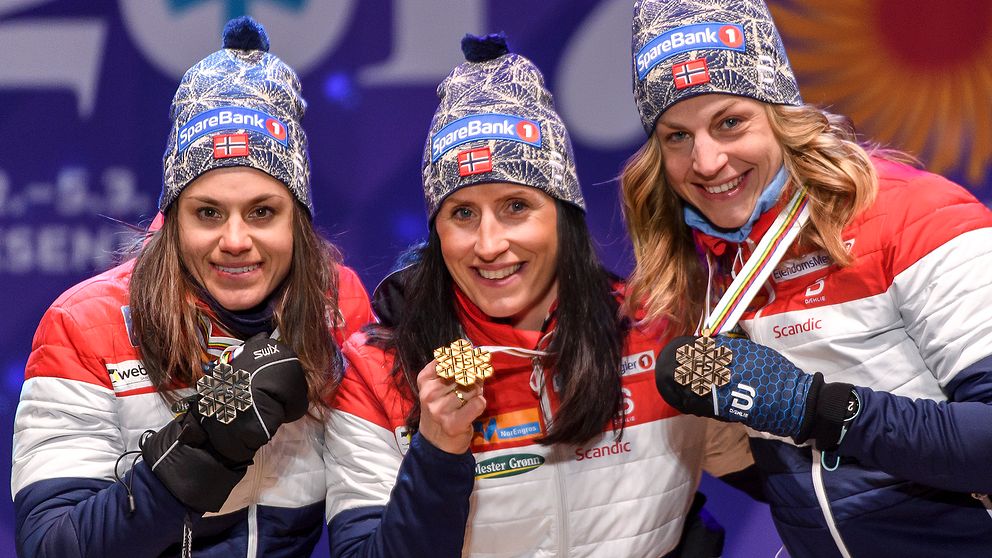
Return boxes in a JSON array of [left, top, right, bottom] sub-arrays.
[[453, 286, 555, 351]]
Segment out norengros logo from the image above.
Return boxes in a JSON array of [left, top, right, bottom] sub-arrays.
[[475, 453, 545, 479]]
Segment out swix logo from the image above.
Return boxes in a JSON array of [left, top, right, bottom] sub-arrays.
[[431, 113, 542, 162], [620, 351, 655, 376], [253, 343, 279, 359], [773, 317, 823, 338], [177, 106, 289, 152], [635, 23, 745, 80], [728, 383, 755, 418]]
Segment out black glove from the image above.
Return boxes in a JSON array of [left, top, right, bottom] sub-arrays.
[[656, 335, 857, 448], [192, 334, 309, 464], [140, 402, 247, 513]]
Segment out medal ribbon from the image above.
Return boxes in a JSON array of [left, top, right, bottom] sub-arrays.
[[702, 187, 810, 336]]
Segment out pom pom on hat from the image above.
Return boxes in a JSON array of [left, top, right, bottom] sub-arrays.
[[422, 34, 585, 220], [222, 16, 270, 52], [161, 16, 312, 213], [461, 33, 509, 63]]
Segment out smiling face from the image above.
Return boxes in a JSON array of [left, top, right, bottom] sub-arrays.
[[177, 167, 295, 311], [434, 183, 559, 331], [655, 94, 784, 229]]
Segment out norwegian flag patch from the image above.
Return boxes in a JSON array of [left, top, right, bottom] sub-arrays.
[[213, 133, 249, 159], [673, 58, 710, 90], [457, 147, 493, 177]]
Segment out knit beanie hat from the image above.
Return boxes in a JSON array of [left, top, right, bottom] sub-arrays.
[[632, 0, 802, 135], [160, 16, 312, 213], [422, 34, 585, 219]]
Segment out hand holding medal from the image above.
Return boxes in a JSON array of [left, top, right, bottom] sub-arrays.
[[416, 339, 492, 454]]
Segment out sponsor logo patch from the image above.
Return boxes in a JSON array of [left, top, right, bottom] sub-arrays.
[[121, 305, 138, 347], [475, 453, 545, 479], [773, 317, 823, 338], [772, 252, 832, 282], [177, 106, 289, 152], [106, 359, 151, 393], [431, 113, 541, 162], [394, 426, 412, 455], [620, 350, 655, 376], [636, 23, 745, 80], [729, 383, 755, 418], [473, 408, 542, 446], [575, 440, 632, 461], [673, 58, 711, 89], [457, 146, 492, 176], [212, 133, 249, 159]]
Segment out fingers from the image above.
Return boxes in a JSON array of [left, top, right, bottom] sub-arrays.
[[416, 359, 487, 454]]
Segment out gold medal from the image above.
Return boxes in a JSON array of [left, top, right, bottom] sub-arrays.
[[434, 338, 494, 387], [674, 336, 732, 396]]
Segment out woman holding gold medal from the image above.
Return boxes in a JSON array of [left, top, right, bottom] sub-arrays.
[[624, 0, 992, 556], [323, 34, 753, 557]]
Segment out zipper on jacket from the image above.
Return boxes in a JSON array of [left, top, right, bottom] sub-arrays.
[[531, 358, 570, 555], [811, 448, 852, 558], [245, 444, 266, 558], [974, 493, 992, 520]]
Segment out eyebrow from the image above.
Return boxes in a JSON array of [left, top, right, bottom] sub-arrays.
[[444, 186, 541, 206], [184, 193, 287, 206], [658, 99, 740, 129]]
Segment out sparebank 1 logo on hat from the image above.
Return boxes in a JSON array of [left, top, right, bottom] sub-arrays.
[[177, 106, 289, 152], [431, 113, 542, 162], [636, 23, 745, 80]]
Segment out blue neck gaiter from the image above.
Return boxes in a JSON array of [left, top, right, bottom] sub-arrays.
[[683, 165, 789, 243]]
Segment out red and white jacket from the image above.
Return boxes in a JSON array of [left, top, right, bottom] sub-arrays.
[[12, 259, 372, 558], [696, 158, 992, 557], [324, 288, 751, 557]]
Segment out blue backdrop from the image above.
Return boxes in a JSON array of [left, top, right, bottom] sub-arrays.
[[2, 1, 990, 556]]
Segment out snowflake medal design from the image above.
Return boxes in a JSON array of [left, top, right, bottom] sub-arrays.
[[197, 361, 253, 424], [434, 339, 494, 388], [675, 336, 733, 396]]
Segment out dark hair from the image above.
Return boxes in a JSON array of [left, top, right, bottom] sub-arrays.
[[129, 202, 343, 407], [369, 199, 627, 445]]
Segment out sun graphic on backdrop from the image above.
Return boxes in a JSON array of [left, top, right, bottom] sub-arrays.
[[770, 0, 992, 187]]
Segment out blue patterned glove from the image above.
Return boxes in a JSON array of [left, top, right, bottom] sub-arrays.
[[656, 336, 855, 447]]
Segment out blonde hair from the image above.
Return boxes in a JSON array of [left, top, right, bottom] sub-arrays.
[[621, 102, 879, 330]]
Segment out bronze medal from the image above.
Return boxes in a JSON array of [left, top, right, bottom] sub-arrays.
[[674, 336, 732, 396], [434, 338, 494, 387], [197, 361, 253, 424]]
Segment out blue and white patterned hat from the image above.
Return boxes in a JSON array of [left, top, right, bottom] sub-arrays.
[[632, 0, 802, 135], [161, 16, 312, 213], [422, 34, 585, 219]]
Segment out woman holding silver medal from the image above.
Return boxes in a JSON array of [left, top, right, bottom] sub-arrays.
[[12, 17, 372, 557], [623, 0, 992, 556], [324, 34, 753, 557]]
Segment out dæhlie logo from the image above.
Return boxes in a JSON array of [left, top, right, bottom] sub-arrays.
[[728, 383, 755, 418]]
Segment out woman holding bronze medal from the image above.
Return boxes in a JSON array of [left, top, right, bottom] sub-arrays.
[[12, 17, 372, 557], [323, 34, 753, 557], [624, 0, 992, 556]]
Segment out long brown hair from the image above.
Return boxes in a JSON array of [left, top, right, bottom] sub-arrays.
[[129, 202, 342, 407], [621, 102, 880, 330], [367, 201, 629, 445]]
